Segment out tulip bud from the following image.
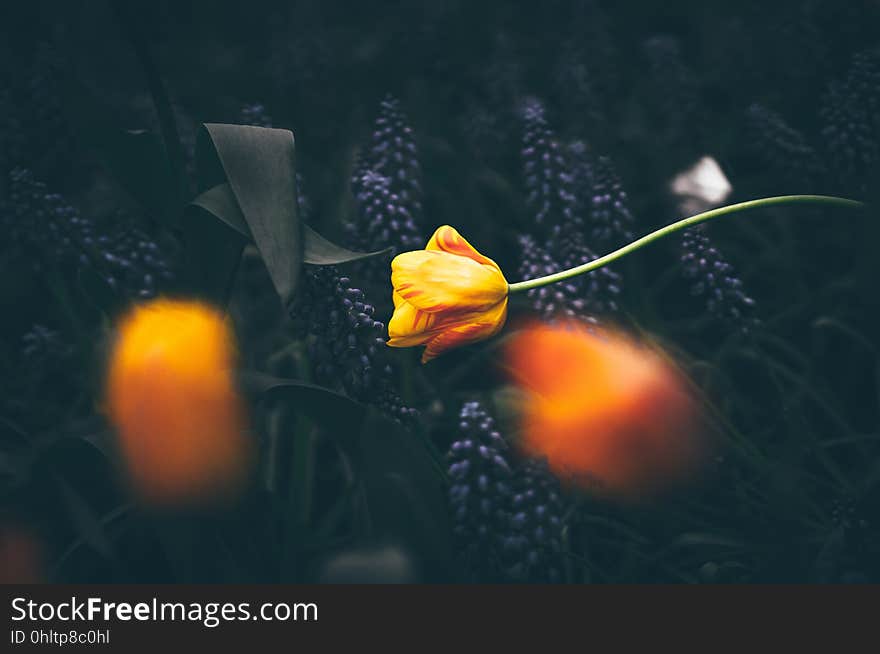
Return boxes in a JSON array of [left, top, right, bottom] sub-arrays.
[[389, 225, 508, 362]]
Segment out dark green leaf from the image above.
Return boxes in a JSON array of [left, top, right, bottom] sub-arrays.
[[54, 476, 116, 561], [240, 372, 366, 453], [358, 411, 452, 579], [51, 504, 132, 581], [182, 203, 248, 306], [197, 124, 302, 310], [302, 224, 392, 265], [192, 183, 392, 265], [241, 372, 451, 576], [190, 183, 249, 236]]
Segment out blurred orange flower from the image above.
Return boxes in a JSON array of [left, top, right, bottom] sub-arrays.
[[505, 322, 702, 500], [106, 299, 252, 507], [388, 225, 508, 363]]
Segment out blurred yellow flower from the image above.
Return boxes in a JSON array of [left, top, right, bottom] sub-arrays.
[[105, 299, 251, 507], [388, 225, 508, 363]]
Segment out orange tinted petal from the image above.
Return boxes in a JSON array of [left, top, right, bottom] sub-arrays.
[[388, 295, 437, 341], [425, 225, 501, 270], [421, 299, 508, 363]]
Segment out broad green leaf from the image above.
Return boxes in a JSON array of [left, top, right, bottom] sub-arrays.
[[192, 183, 392, 265], [190, 183, 249, 235], [302, 224, 393, 265], [197, 124, 302, 310], [240, 372, 366, 453]]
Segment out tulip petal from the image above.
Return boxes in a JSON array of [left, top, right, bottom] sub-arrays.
[[426, 225, 502, 271], [391, 250, 507, 314], [388, 295, 437, 340], [389, 301, 485, 344], [387, 332, 434, 348], [420, 299, 508, 363]]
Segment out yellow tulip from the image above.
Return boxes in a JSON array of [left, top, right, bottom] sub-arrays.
[[388, 225, 508, 363]]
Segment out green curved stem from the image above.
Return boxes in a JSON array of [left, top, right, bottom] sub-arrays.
[[507, 195, 865, 294]]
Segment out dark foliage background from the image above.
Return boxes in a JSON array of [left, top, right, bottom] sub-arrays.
[[1, 0, 879, 583]]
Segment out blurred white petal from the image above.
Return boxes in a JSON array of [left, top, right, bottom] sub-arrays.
[[670, 156, 733, 215]]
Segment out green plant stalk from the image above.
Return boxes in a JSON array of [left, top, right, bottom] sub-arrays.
[[290, 342, 317, 529], [507, 195, 865, 294], [280, 344, 317, 581], [289, 422, 316, 527], [279, 416, 315, 582]]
